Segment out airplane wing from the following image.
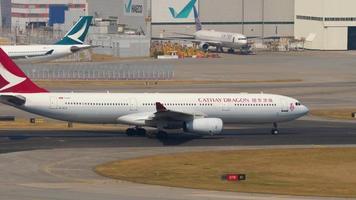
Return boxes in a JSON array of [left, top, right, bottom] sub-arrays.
[[152, 32, 195, 41], [263, 36, 294, 40], [0, 95, 26, 106], [172, 32, 195, 37], [246, 36, 294, 40], [151, 102, 206, 122], [152, 37, 222, 46], [117, 102, 206, 127], [151, 36, 195, 40]]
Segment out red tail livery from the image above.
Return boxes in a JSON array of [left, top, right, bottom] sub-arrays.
[[0, 48, 48, 93]]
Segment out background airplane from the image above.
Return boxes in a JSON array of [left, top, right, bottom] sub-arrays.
[[0, 16, 93, 63], [154, 5, 252, 54], [0, 48, 309, 138]]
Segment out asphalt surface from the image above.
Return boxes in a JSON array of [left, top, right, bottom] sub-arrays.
[[0, 145, 354, 200], [1, 51, 356, 199], [1, 119, 356, 154]]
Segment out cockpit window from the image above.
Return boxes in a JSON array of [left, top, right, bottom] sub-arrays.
[[295, 102, 301, 106], [238, 38, 247, 41]]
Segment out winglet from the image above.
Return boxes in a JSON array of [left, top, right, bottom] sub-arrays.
[[0, 48, 48, 93], [156, 102, 167, 112]]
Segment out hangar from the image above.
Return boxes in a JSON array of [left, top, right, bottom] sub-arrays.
[[150, 0, 295, 40], [295, 0, 356, 50]]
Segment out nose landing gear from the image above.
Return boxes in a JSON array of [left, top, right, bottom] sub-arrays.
[[271, 122, 279, 135]]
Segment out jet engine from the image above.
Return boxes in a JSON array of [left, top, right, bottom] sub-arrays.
[[199, 43, 210, 51], [184, 118, 223, 135], [70, 46, 81, 53]]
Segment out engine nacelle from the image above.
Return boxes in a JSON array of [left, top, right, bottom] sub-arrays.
[[199, 43, 210, 51], [184, 118, 223, 135]]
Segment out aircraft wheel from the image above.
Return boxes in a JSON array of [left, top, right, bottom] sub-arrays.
[[126, 128, 146, 136], [157, 131, 168, 139], [126, 128, 136, 136], [145, 132, 156, 139], [271, 129, 279, 135], [136, 128, 147, 136]]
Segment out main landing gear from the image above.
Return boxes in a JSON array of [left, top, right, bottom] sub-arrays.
[[156, 130, 168, 139], [125, 127, 169, 139], [126, 127, 146, 136], [228, 48, 235, 54], [271, 122, 279, 135], [216, 46, 224, 53]]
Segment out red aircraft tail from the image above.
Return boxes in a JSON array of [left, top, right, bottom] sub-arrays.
[[0, 48, 48, 93]]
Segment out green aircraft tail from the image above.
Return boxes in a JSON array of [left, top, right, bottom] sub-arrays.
[[56, 16, 93, 45]]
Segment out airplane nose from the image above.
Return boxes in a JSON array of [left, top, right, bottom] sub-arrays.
[[301, 105, 309, 116]]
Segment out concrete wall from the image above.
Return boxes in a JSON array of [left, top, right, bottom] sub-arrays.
[[200, 0, 242, 22], [90, 34, 150, 58]]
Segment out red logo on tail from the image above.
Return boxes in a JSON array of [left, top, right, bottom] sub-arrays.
[[0, 48, 48, 93]]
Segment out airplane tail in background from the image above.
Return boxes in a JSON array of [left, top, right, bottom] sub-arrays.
[[193, 6, 202, 31], [55, 16, 93, 45], [0, 48, 48, 93]]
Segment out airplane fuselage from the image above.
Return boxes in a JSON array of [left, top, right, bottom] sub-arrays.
[[0, 44, 91, 63], [195, 30, 248, 49], [2, 93, 308, 127]]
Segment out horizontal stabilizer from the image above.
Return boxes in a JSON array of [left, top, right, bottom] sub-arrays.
[[0, 95, 26, 106]]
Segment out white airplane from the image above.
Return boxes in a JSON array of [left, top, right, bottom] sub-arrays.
[[0, 48, 309, 137], [0, 16, 93, 63], [154, 6, 250, 54]]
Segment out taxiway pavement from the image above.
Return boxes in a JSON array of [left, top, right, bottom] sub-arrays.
[[0, 146, 355, 200]]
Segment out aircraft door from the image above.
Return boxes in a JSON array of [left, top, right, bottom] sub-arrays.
[[279, 98, 289, 116], [49, 97, 58, 109], [129, 98, 138, 111], [222, 101, 231, 112]]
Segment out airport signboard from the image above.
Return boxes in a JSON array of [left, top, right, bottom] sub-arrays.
[[124, 0, 144, 16]]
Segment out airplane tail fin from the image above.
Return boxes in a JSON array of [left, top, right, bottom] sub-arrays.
[[193, 6, 202, 31], [169, 7, 177, 18], [0, 48, 48, 93], [55, 16, 93, 45]]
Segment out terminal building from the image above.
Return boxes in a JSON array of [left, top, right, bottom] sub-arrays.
[[1, 0, 356, 51]]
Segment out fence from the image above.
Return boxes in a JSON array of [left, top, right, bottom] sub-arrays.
[[21, 62, 174, 80]]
